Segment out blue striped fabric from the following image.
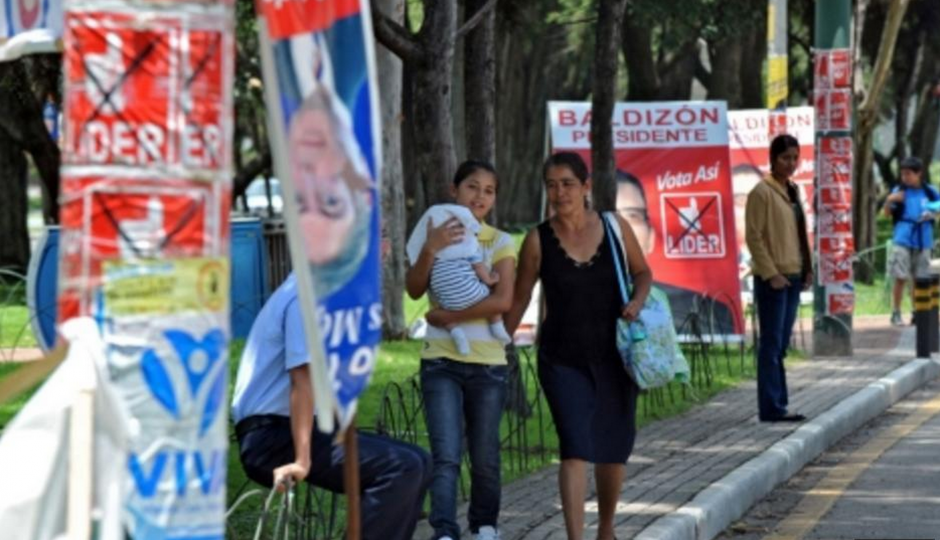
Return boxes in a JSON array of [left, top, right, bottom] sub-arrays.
[[430, 259, 490, 310]]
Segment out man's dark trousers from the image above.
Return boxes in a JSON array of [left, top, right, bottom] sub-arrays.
[[237, 415, 432, 540]]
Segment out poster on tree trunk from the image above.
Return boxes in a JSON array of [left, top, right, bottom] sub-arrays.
[[257, 0, 382, 433], [59, 1, 235, 537], [548, 101, 744, 337]]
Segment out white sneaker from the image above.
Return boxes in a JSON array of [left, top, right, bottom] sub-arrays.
[[474, 526, 501, 540], [438, 537, 455, 540]]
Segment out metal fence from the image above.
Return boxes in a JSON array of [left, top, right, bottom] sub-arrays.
[[0, 258, 763, 540]]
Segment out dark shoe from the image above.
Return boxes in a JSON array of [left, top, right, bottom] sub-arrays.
[[762, 413, 806, 422]]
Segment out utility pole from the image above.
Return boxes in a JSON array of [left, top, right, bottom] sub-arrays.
[[813, 0, 854, 356]]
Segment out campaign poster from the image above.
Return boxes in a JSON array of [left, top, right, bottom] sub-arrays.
[[257, 0, 382, 433], [60, 2, 234, 538], [548, 101, 744, 336], [815, 45, 854, 314], [817, 136, 855, 308], [0, 0, 63, 61], [728, 107, 816, 294]]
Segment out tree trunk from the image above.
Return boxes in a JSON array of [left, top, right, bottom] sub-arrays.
[[907, 22, 940, 184], [451, 2, 467, 164], [853, 0, 910, 284], [852, 0, 870, 100], [464, 0, 496, 166], [909, 84, 940, 184], [707, 36, 743, 108], [658, 39, 699, 101], [377, 0, 408, 340], [622, 9, 659, 101], [854, 128, 877, 284], [373, 0, 469, 215], [412, 1, 459, 206], [739, 24, 767, 108], [0, 129, 30, 273], [400, 21, 422, 233], [464, 0, 497, 222], [893, 30, 924, 163], [494, 0, 566, 226], [591, 0, 628, 213]]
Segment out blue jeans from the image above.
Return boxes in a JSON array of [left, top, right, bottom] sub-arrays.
[[237, 415, 431, 540], [421, 358, 507, 539], [754, 275, 802, 420]]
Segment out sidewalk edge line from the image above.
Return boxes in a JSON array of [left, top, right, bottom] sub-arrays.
[[633, 352, 940, 540]]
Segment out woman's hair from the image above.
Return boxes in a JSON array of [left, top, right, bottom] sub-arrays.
[[453, 159, 498, 188], [769, 134, 800, 166], [543, 152, 589, 183]]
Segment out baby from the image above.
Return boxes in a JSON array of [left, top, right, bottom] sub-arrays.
[[407, 204, 513, 355]]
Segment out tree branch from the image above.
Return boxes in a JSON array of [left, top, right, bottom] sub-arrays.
[[859, 0, 911, 132], [789, 31, 812, 58], [370, 0, 423, 63], [455, 0, 498, 42]]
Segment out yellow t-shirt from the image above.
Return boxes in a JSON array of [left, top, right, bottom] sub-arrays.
[[421, 223, 517, 365]]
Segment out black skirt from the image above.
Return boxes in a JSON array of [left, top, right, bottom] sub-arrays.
[[537, 350, 639, 464]]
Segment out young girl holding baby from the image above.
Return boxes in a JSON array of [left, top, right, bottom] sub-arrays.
[[405, 160, 515, 540]]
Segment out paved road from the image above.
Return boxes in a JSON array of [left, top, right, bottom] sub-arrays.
[[718, 378, 940, 540]]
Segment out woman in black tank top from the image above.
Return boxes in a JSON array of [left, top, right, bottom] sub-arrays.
[[505, 153, 653, 540]]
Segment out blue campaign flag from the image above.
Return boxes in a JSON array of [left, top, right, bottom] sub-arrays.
[[258, 0, 381, 433], [0, 0, 63, 61]]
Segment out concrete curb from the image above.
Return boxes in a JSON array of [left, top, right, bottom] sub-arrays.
[[634, 354, 940, 540]]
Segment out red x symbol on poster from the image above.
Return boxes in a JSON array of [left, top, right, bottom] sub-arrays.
[[660, 192, 726, 259]]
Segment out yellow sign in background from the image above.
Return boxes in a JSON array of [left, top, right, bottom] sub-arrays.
[[767, 56, 788, 110], [103, 258, 229, 316]]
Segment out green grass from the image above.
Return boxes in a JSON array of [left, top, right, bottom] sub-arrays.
[[854, 276, 906, 317], [0, 305, 38, 348], [0, 282, 38, 349]]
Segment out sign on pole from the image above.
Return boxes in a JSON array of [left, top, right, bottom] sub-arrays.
[[59, 0, 235, 537], [813, 0, 854, 355], [256, 0, 383, 433]]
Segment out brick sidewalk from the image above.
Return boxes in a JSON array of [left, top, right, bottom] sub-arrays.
[[420, 315, 912, 539], [0, 347, 43, 362]]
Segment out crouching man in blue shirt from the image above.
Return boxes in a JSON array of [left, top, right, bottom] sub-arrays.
[[231, 274, 431, 539]]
